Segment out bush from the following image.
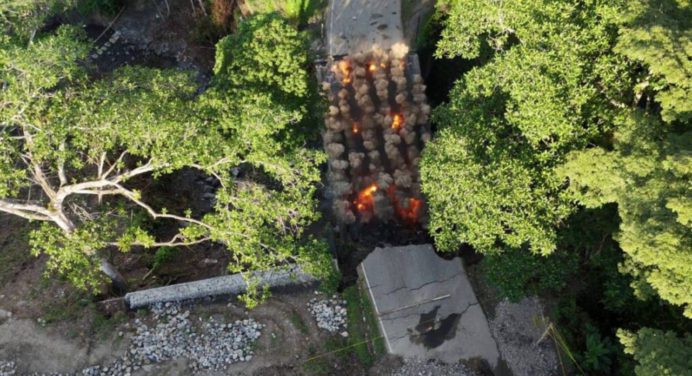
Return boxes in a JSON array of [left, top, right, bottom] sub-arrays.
[[152, 246, 178, 269], [482, 247, 579, 302]]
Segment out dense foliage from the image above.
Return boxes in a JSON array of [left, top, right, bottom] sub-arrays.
[[425, 0, 691, 373], [618, 328, 692, 376], [0, 11, 329, 303], [422, 0, 631, 255], [244, 0, 326, 25]]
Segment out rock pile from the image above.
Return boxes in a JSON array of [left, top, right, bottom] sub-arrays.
[[308, 296, 348, 334], [133, 303, 262, 369], [78, 302, 262, 375], [390, 358, 477, 376], [0, 360, 16, 376]]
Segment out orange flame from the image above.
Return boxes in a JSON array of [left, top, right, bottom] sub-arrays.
[[386, 185, 423, 223], [368, 62, 377, 72], [352, 123, 360, 134], [397, 198, 423, 222], [354, 184, 378, 213], [337, 60, 352, 85], [392, 113, 404, 130]]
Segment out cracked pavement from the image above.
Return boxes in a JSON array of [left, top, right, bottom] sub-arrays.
[[359, 244, 500, 367]]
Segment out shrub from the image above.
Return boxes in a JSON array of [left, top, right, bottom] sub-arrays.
[[482, 247, 578, 301]]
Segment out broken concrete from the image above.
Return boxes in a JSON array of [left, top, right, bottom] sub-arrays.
[[124, 267, 316, 309], [359, 244, 500, 368]]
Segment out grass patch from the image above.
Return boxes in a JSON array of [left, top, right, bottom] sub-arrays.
[[343, 283, 386, 368], [302, 345, 332, 375], [42, 294, 92, 324], [289, 311, 309, 335], [91, 311, 128, 340]]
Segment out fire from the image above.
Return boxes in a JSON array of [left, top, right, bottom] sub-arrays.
[[368, 62, 377, 72], [397, 198, 423, 222], [391, 113, 404, 130], [352, 123, 360, 134], [386, 185, 423, 223], [380, 63, 387, 69], [354, 184, 378, 213], [337, 60, 352, 85]]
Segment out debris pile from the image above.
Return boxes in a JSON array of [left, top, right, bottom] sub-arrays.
[[308, 296, 348, 334], [322, 43, 430, 225]]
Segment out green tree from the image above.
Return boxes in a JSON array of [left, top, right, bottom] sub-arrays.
[[422, 0, 632, 254], [557, 0, 692, 317], [0, 16, 329, 300], [559, 112, 692, 317], [1, 0, 76, 42], [615, 0, 691, 123], [618, 328, 692, 376], [482, 247, 578, 301]]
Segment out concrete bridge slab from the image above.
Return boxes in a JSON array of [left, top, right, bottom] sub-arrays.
[[359, 244, 500, 368]]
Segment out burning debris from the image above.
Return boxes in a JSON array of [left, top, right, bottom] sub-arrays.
[[322, 45, 431, 225]]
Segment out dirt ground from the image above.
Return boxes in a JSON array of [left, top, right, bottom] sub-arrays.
[[0, 273, 376, 375], [0, 210, 375, 375]]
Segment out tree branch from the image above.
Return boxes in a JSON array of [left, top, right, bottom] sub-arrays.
[[102, 150, 128, 179], [57, 141, 68, 187], [0, 199, 53, 221], [108, 235, 212, 249]]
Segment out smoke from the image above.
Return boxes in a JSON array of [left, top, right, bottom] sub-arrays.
[[322, 46, 431, 225]]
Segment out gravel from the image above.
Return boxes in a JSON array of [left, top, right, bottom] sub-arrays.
[[489, 297, 559, 376], [307, 295, 347, 333], [390, 358, 477, 376], [15, 302, 263, 376], [0, 360, 16, 376]]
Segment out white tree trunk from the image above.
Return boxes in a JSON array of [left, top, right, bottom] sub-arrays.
[[52, 210, 129, 292]]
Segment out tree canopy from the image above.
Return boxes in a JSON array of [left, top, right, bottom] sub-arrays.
[[618, 328, 692, 376], [426, 0, 691, 371], [422, 0, 633, 255], [0, 14, 329, 302]]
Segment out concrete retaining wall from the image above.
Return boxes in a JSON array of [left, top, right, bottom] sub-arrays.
[[124, 267, 316, 309]]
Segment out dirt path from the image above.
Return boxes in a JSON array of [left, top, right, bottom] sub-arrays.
[[0, 319, 124, 374]]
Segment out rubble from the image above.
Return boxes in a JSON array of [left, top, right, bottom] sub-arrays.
[[390, 358, 478, 376], [18, 303, 263, 376], [308, 296, 348, 333]]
